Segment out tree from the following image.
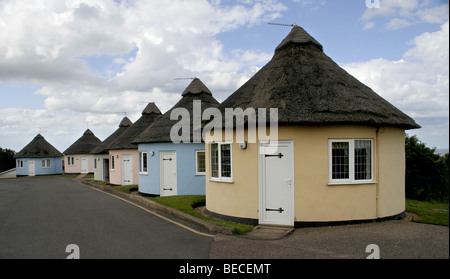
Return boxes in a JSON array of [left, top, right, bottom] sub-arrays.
[[405, 135, 449, 202], [0, 147, 16, 173]]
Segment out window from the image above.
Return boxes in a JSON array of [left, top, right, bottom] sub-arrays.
[[139, 152, 148, 174], [329, 139, 373, 184], [94, 158, 97, 170], [195, 150, 205, 175], [210, 143, 232, 182], [67, 157, 74, 166], [17, 160, 24, 168], [41, 159, 51, 168], [110, 155, 115, 170]]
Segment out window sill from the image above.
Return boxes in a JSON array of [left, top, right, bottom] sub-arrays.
[[209, 178, 234, 184], [328, 181, 377, 186], [195, 173, 206, 176], [139, 172, 148, 175]]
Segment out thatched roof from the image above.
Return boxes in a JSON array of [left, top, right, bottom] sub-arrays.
[[107, 103, 162, 150], [90, 117, 133, 154], [133, 78, 220, 143], [63, 129, 102, 155], [218, 25, 420, 130], [16, 134, 63, 158]]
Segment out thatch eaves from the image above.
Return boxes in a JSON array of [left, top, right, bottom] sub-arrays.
[[133, 78, 220, 143], [219, 25, 420, 130], [107, 103, 162, 150], [63, 129, 102, 155], [90, 117, 133, 154], [16, 134, 63, 158]]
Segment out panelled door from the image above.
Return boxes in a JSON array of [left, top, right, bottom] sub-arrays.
[[28, 160, 35, 176], [122, 155, 133, 185], [259, 141, 294, 226], [160, 151, 177, 196], [80, 156, 88, 174]]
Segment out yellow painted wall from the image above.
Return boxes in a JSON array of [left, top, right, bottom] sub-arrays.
[[205, 125, 406, 223]]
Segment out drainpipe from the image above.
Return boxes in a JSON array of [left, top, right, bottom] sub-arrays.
[[375, 126, 384, 218]]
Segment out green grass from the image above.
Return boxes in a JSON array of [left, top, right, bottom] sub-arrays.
[[406, 199, 449, 226], [148, 195, 254, 234]]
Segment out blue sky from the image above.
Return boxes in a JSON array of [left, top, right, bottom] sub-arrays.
[[0, 0, 448, 152]]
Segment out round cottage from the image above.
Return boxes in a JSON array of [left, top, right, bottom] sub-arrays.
[[204, 25, 420, 227]]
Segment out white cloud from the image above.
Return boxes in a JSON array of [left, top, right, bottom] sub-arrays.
[[344, 21, 449, 148], [360, 0, 448, 30], [0, 0, 286, 151]]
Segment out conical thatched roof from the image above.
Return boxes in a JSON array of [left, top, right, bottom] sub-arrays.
[[90, 117, 133, 154], [107, 103, 162, 150], [133, 78, 220, 143], [16, 134, 63, 158], [63, 129, 102, 155], [219, 25, 420, 130]]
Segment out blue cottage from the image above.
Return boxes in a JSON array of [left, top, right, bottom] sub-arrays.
[[133, 78, 219, 196], [15, 134, 63, 176]]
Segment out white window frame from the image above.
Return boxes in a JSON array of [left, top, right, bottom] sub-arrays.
[[17, 160, 24, 168], [41, 159, 51, 168], [195, 150, 206, 175], [209, 142, 233, 183], [67, 157, 75, 166], [139, 151, 148, 174], [328, 139, 374, 185], [110, 155, 115, 171]]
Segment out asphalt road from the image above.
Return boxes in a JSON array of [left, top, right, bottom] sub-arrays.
[[1, 176, 448, 260], [0, 177, 213, 259]]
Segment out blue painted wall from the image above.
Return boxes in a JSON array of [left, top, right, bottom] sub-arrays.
[[138, 143, 205, 195], [16, 157, 63, 176]]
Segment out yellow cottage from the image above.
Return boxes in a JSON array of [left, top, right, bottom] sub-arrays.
[[204, 25, 420, 227]]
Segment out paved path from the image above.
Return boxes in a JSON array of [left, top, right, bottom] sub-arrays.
[[210, 220, 449, 259], [0, 177, 213, 259]]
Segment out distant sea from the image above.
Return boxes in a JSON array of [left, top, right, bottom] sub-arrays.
[[435, 149, 449, 156]]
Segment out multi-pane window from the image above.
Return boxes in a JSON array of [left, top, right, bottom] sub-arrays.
[[139, 152, 148, 173], [41, 159, 51, 168], [195, 150, 206, 175], [329, 139, 373, 184], [17, 160, 24, 168], [210, 143, 232, 181], [67, 157, 74, 166]]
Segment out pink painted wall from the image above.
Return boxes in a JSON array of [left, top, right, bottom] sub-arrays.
[[64, 154, 95, 174], [108, 149, 139, 185]]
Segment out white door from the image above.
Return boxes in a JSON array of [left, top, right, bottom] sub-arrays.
[[80, 156, 88, 174], [160, 151, 177, 196], [28, 160, 35, 176], [259, 141, 294, 226], [122, 155, 133, 185]]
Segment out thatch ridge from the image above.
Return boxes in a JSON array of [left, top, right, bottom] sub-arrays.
[[133, 79, 220, 143], [63, 129, 102, 155], [218, 25, 420, 130], [90, 117, 133, 154], [107, 103, 162, 150], [16, 134, 63, 158]]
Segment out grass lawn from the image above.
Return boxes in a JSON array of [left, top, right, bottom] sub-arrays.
[[406, 199, 449, 226], [148, 195, 254, 234]]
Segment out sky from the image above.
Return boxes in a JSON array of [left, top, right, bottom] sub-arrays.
[[0, 0, 448, 153]]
